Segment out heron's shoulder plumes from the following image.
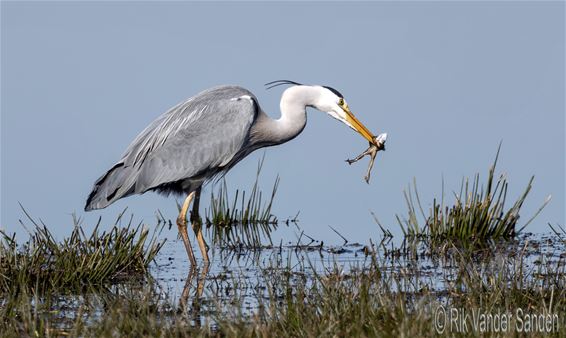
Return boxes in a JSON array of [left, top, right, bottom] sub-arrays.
[[265, 80, 303, 90]]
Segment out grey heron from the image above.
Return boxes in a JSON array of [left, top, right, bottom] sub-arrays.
[[85, 80, 377, 265]]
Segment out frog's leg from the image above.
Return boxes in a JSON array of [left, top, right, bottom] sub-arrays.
[[364, 148, 378, 184], [346, 146, 374, 165]]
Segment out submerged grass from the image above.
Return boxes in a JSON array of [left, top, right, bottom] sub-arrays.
[[0, 208, 164, 295], [398, 146, 550, 245], [205, 157, 282, 247]]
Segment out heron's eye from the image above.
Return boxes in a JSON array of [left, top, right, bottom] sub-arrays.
[[338, 98, 345, 106]]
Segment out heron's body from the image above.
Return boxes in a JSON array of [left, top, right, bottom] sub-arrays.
[[86, 86, 257, 210], [85, 82, 376, 265]]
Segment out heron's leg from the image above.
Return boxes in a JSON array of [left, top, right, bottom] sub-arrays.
[[177, 192, 197, 266], [191, 187, 209, 263], [190, 186, 201, 224]]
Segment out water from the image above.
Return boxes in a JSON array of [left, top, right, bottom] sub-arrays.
[[147, 228, 566, 324], [7, 219, 564, 332]]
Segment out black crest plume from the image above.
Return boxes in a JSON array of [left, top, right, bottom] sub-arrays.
[[265, 80, 303, 90], [265, 80, 344, 99], [322, 86, 344, 99]]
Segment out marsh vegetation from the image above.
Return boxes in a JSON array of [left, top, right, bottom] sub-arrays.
[[1, 155, 564, 337], [398, 147, 550, 245], [204, 158, 284, 248]]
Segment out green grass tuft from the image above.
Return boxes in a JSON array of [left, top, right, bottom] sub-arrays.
[[0, 207, 165, 295], [398, 146, 550, 244], [204, 157, 282, 247]]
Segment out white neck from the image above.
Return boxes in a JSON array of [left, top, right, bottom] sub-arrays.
[[250, 85, 323, 147], [273, 85, 321, 143]]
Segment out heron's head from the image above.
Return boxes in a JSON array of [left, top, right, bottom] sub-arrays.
[[314, 86, 375, 144], [266, 80, 376, 144]]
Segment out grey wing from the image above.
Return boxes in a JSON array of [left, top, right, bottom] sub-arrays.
[[85, 86, 257, 210], [133, 90, 257, 192]]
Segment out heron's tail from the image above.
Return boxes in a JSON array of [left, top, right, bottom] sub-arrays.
[[84, 162, 136, 211]]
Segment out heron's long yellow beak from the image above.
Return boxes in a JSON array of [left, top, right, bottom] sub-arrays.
[[343, 105, 375, 144]]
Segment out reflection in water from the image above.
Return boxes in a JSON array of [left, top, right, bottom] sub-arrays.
[[179, 263, 210, 327], [156, 231, 566, 325], [6, 232, 563, 333]]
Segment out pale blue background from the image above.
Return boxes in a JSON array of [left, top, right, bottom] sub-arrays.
[[1, 2, 564, 244]]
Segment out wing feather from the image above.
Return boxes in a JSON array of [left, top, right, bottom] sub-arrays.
[[123, 86, 258, 193]]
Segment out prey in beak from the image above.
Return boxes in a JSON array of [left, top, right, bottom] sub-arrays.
[[332, 93, 388, 183], [346, 132, 387, 184]]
